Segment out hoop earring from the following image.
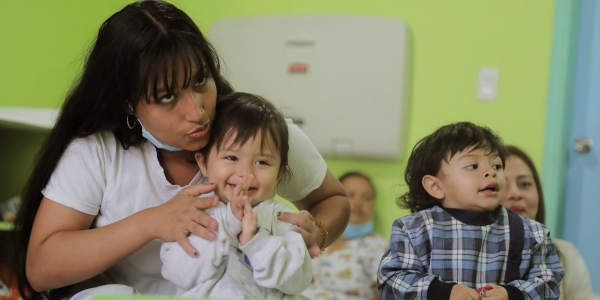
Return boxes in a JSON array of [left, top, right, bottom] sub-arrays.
[[126, 114, 137, 129]]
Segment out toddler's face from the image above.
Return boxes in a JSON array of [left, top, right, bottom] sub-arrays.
[[429, 147, 506, 212], [197, 130, 282, 206]]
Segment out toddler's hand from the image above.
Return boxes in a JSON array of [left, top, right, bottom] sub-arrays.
[[450, 284, 480, 300], [481, 284, 508, 300], [230, 173, 253, 221], [239, 196, 258, 246]]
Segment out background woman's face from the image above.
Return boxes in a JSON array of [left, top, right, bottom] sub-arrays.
[[136, 68, 217, 152], [501, 156, 539, 220], [342, 176, 375, 225]]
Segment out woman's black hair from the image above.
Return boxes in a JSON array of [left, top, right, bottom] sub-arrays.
[[338, 171, 376, 200], [504, 145, 546, 224], [397, 122, 506, 213], [199, 92, 290, 181], [9, 1, 233, 299]]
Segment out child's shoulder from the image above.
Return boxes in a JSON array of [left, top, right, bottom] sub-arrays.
[[394, 206, 445, 228], [509, 210, 551, 242]]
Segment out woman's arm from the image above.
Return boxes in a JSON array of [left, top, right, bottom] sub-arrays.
[[26, 184, 217, 292], [278, 169, 349, 257]]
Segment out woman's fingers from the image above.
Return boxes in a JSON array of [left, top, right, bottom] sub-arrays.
[[280, 210, 323, 258], [175, 231, 199, 258], [181, 182, 217, 197]]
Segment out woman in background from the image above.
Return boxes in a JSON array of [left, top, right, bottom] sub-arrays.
[[501, 145, 598, 300], [303, 171, 387, 300]]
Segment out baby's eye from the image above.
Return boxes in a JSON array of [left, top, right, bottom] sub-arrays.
[[466, 164, 478, 170], [255, 160, 271, 166], [225, 156, 238, 162], [492, 164, 503, 170], [160, 94, 175, 103]]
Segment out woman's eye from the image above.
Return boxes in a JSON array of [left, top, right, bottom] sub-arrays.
[[195, 76, 207, 87], [466, 164, 478, 170], [160, 94, 175, 103], [518, 181, 533, 188]]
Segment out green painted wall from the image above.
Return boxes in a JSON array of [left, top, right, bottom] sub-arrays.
[[0, 1, 557, 236]]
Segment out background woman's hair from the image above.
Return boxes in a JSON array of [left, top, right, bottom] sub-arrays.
[[504, 145, 546, 224], [338, 171, 377, 200], [397, 122, 506, 213], [9, 2, 233, 299], [199, 92, 291, 181]]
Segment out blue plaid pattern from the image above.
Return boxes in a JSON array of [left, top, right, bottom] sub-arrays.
[[378, 206, 564, 300]]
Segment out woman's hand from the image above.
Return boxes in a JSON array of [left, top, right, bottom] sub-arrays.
[[278, 210, 322, 258], [148, 183, 219, 257]]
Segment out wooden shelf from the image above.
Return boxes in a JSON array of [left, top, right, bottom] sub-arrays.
[[0, 107, 59, 130]]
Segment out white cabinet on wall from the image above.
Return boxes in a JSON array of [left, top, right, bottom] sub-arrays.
[[0, 107, 58, 208], [210, 15, 410, 160]]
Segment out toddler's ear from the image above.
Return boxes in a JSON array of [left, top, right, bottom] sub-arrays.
[[195, 152, 208, 177], [422, 175, 444, 200]]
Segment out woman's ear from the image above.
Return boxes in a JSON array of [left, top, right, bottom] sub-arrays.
[[422, 175, 445, 200], [195, 152, 208, 177]]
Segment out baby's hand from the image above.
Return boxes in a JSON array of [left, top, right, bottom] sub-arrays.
[[239, 196, 258, 246], [230, 173, 253, 221], [449, 284, 480, 300], [481, 284, 508, 300]]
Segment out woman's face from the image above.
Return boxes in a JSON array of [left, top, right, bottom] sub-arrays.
[[136, 66, 217, 152], [501, 155, 539, 220], [343, 176, 375, 225]]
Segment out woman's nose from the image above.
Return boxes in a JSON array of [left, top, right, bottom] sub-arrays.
[[181, 89, 204, 121], [505, 182, 521, 200]]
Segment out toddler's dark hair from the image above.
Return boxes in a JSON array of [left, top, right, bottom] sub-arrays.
[[200, 92, 290, 181], [397, 122, 506, 213]]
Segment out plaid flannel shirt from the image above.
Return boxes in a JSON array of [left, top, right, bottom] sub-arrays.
[[378, 205, 564, 300]]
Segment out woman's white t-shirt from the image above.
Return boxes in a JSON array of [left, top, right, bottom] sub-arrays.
[[42, 119, 327, 295]]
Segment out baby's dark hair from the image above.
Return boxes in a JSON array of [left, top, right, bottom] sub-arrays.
[[397, 122, 506, 213], [200, 92, 290, 180]]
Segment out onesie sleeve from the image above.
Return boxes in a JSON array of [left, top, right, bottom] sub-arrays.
[[42, 134, 108, 215], [275, 119, 327, 202], [239, 202, 312, 294]]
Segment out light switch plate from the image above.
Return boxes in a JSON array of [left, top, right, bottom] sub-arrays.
[[476, 68, 499, 101]]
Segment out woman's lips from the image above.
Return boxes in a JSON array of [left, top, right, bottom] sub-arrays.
[[188, 123, 210, 139], [509, 206, 525, 214]]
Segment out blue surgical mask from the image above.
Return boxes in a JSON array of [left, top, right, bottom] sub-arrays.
[[138, 119, 182, 151], [342, 220, 373, 239]]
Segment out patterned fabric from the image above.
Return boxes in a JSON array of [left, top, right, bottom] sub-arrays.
[[302, 233, 388, 300], [378, 205, 564, 300]]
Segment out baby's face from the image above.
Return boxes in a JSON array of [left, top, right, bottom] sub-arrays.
[[198, 130, 282, 206], [433, 147, 506, 212]]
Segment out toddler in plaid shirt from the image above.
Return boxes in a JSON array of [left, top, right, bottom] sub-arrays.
[[377, 122, 564, 300]]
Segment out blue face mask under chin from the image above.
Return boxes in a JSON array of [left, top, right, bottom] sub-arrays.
[[342, 220, 374, 239], [138, 119, 182, 151]]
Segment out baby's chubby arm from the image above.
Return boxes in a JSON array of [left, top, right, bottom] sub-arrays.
[[239, 201, 312, 295], [160, 202, 240, 291]]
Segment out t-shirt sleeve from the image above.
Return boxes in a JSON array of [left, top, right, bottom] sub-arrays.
[[275, 119, 327, 202], [42, 135, 107, 216]]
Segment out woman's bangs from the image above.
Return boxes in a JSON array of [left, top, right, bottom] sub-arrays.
[[139, 39, 207, 103]]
